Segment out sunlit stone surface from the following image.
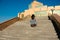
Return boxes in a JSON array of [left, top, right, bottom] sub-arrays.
[[18, 0, 60, 18], [0, 0, 60, 40], [0, 16, 59, 40]]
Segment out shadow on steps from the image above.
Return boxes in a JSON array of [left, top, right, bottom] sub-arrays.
[[48, 16, 60, 39]]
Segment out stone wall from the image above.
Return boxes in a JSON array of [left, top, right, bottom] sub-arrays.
[[18, 5, 60, 18], [49, 14, 60, 31], [0, 17, 19, 31]]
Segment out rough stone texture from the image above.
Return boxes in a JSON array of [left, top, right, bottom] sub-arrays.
[[0, 16, 59, 40]]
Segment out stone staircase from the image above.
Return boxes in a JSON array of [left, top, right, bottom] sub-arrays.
[[0, 16, 59, 40]]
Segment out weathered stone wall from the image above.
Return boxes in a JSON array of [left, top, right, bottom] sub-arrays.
[[49, 14, 60, 31], [0, 17, 19, 31]]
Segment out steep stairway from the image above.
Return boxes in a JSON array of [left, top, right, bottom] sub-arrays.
[[0, 16, 59, 40]]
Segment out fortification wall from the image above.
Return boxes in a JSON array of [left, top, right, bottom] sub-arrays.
[[18, 5, 60, 18], [0, 17, 19, 31], [55, 6, 60, 10]]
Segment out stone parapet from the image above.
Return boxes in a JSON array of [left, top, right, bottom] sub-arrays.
[[0, 17, 19, 31], [49, 14, 60, 31]]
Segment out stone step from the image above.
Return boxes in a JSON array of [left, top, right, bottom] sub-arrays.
[[0, 35, 59, 40], [0, 16, 59, 40], [35, 16, 49, 20], [0, 37, 59, 40]]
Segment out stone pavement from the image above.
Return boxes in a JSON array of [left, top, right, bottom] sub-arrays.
[[0, 16, 59, 40]]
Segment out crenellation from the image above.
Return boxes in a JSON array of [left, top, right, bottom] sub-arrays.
[[18, 1, 60, 18]]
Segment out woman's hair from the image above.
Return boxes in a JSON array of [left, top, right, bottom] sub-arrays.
[[31, 14, 35, 19]]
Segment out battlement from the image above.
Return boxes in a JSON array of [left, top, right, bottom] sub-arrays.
[[18, 1, 60, 19]]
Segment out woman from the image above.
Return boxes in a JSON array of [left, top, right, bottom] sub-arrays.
[[30, 14, 37, 27]]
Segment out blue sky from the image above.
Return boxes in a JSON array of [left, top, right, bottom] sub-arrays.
[[0, 0, 60, 23]]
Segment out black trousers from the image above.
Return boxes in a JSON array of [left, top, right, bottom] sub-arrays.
[[31, 24, 36, 27]]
